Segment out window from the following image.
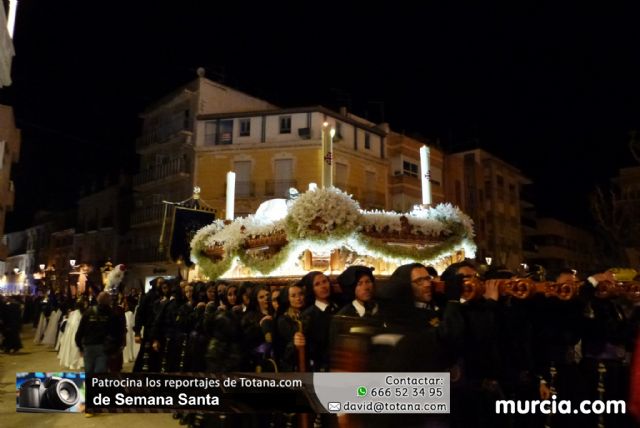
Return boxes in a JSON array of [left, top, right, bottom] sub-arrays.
[[272, 158, 294, 197], [336, 162, 348, 185], [364, 133, 371, 149], [239, 119, 251, 137], [402, 161, 419, 177], [509, 183, 517, 202], [279, 116, 291, 134], [335, 122, 343, 140], [217, 120, 233, 145], [234, 161, 252, 197], [484, 180, 492, 198], [365, 171, 376, 190], [204, 121, 216, 146]]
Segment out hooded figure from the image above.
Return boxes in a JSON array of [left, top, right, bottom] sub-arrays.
[[300, 271, 338, 372], [370, 263, 464, 372], [336, 266, 378, 318]]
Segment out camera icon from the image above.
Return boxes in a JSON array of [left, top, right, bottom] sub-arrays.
[[19, 376, 80, 410]]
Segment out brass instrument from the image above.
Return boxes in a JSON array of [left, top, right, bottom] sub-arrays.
[[592, 268, 640, 300], [433, 277, 583, 301], [593, 280, 640, 301]]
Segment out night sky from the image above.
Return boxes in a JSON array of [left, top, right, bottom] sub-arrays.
[[2, 2, 640, 231]]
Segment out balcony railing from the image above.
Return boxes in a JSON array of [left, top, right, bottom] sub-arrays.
[[136, 117, 191, 151], [389, 173, 420, 187], [134, 158, 190, 187], [265, 179, 298, 198], [130, 205, 165, 226]]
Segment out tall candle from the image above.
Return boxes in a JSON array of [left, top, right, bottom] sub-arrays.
[[226, 171, 236, 220], [420, 145, 432, 206], [321, 122, 334, 188]]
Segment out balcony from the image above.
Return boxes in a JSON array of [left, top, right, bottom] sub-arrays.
[[130, 205, 165, 227], [136, 117, 192, 152], [134, 158, 190, 189], [389, 173, 420, 187], [265, 179, 298, 198]]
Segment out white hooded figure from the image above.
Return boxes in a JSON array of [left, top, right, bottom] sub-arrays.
[[57, 308, 84, 369], [105, 264, 126, 296], [123, 309, 139, 363], [41, 308, 62, 347]]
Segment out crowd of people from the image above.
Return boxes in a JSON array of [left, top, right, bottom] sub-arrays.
[[2, 260, 639, 428]]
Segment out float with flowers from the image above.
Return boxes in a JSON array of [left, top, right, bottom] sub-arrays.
[[190, 187, 476, 280]]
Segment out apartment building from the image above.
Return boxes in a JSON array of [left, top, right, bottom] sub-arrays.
[[386, 131, 445, 212], [194, 106, 388, 216], [0, 105, 20, 260], [526, 217, 597, 275], [129, 72, 277, 285], [447, 149, 531, 270]]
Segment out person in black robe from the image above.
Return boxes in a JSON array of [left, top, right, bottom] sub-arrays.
[[372, 263, 464, 372], [274, 283, 308, 372], [336, 266, 378, 318], [241, 284, 276, 372], [347, 263, 464, 428], [204, 284, 244, 372], [439, 260, 507, 428], [174, 283, 197, 371], [580, 270, 634, 428], [151, 280, 185, 373], [531, 268, 587, 428], [2, 296, 23, 353], [300, 271, 339, 372], [132, 276, 164, 372], [488, 268, 538, 428]]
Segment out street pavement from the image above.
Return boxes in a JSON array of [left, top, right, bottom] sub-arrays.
[[0, 324, 180, 428]]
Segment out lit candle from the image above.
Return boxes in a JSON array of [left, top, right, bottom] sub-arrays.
[[226, 171, 236, 220], [7, 0, 18, 38], [420, 145, 432, 206], [321, 122, 334, 188]]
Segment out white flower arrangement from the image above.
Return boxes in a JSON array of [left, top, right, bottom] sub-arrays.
[[189, 220, 226, 253], [190, 188, 477, 279], [285, 187, 361, 241], [360, 209, 450, 237]]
